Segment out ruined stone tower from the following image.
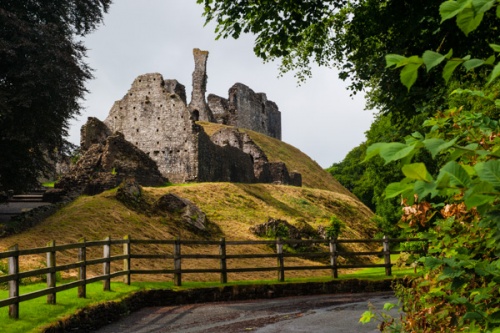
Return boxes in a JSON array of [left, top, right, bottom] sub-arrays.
[[104, 73, 199, 183], [188, 48, 213, 122], [100, 48, 298, 186], [208, 83, 282, 140]]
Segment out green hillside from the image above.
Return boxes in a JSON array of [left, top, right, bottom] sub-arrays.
[[0, 124, 376, 282]]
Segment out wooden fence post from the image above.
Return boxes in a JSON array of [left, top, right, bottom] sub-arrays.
[[103, 236, 111, 291], [123, 235, 131, 285], [8, 244, 19, 319], [276, 237, 285, 282], [329, 238, 338, 279], [219, 237, 227, 284], [78, 238, 86, 298], [47, 240, 56, 304], [174, 237, 182, 287], [383, 235, 392, 276]]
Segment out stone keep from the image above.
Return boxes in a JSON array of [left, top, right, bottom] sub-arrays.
[[104, 73, 199, 183], [102, 48, 298, 186], [188, 47, 281, 140], [208, 83, 282, 140]]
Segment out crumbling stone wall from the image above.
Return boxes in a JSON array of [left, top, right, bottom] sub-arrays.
[[211, 128, 270, 181], [208, 83, 282, 140], [104, 73, 199, 183], [197, 130, 256, 183], [90, 48, 300, 187], [57, 118, 167, 195], [210, 128, 300, 186]]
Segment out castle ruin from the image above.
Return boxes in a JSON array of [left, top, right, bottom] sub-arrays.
[[81, 48, 299, 187]]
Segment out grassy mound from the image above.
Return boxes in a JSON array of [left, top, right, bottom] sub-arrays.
[[0, 124, 376, 282], [0, 183, 376, 282]]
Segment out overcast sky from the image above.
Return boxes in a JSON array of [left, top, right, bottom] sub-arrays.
[[72, 0, 375, 167]]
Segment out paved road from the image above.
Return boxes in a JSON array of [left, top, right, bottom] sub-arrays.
[[96, 291, 399, 333]]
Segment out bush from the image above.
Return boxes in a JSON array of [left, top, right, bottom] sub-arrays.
[[325, 215, 345, 239]]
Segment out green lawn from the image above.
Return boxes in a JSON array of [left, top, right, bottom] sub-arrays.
[[0, 282, 141, 333]]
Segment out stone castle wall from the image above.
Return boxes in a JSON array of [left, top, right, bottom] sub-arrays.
[[95, 48, 299, 186], [104, 73, 199, 183], [208, 83, 281, 140]]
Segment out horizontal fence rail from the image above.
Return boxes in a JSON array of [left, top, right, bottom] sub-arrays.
[[0, 236, 427, 319]]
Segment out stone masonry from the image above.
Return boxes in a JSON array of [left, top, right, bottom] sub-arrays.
[[188, 48, 213, 122], [98, 48, 299, 186], [208, 83, 282, 140]]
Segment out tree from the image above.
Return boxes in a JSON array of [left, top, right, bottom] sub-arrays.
[[364, 1, 500, 330], [0, 0, 111, 192], [197, 0, 496, 118]]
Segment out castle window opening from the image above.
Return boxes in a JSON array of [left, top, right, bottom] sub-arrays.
[[157, 117, 160, 120], [157, 141, 159, 145], [192, 110, 200, 121], [156, 129, 159, 132], [134, 117, 137, 121], [136, 129, 139, 133], [153, 151, 159, 156]]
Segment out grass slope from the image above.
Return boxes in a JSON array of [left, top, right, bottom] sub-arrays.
[[0, 183, 376, 282], [0, 123, 376, 282]]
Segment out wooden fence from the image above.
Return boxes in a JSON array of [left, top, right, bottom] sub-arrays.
[[0, 236, 427, 319]]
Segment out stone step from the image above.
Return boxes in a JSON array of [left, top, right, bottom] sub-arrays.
[[10, 194, 44, 202]]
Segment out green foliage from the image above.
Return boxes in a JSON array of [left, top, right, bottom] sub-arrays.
[[360, 301, 403, 332], [325, 215, 345, 239], [0, 281, 139, 333], [386, 0, 500, 90], [327, 142, 375, 210], [366, 2, 500, 331], [265, 223, 290, 239], [0, 1, 111, 192]]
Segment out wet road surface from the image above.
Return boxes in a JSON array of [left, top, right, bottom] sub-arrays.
[[96, 291, 400, 333]]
